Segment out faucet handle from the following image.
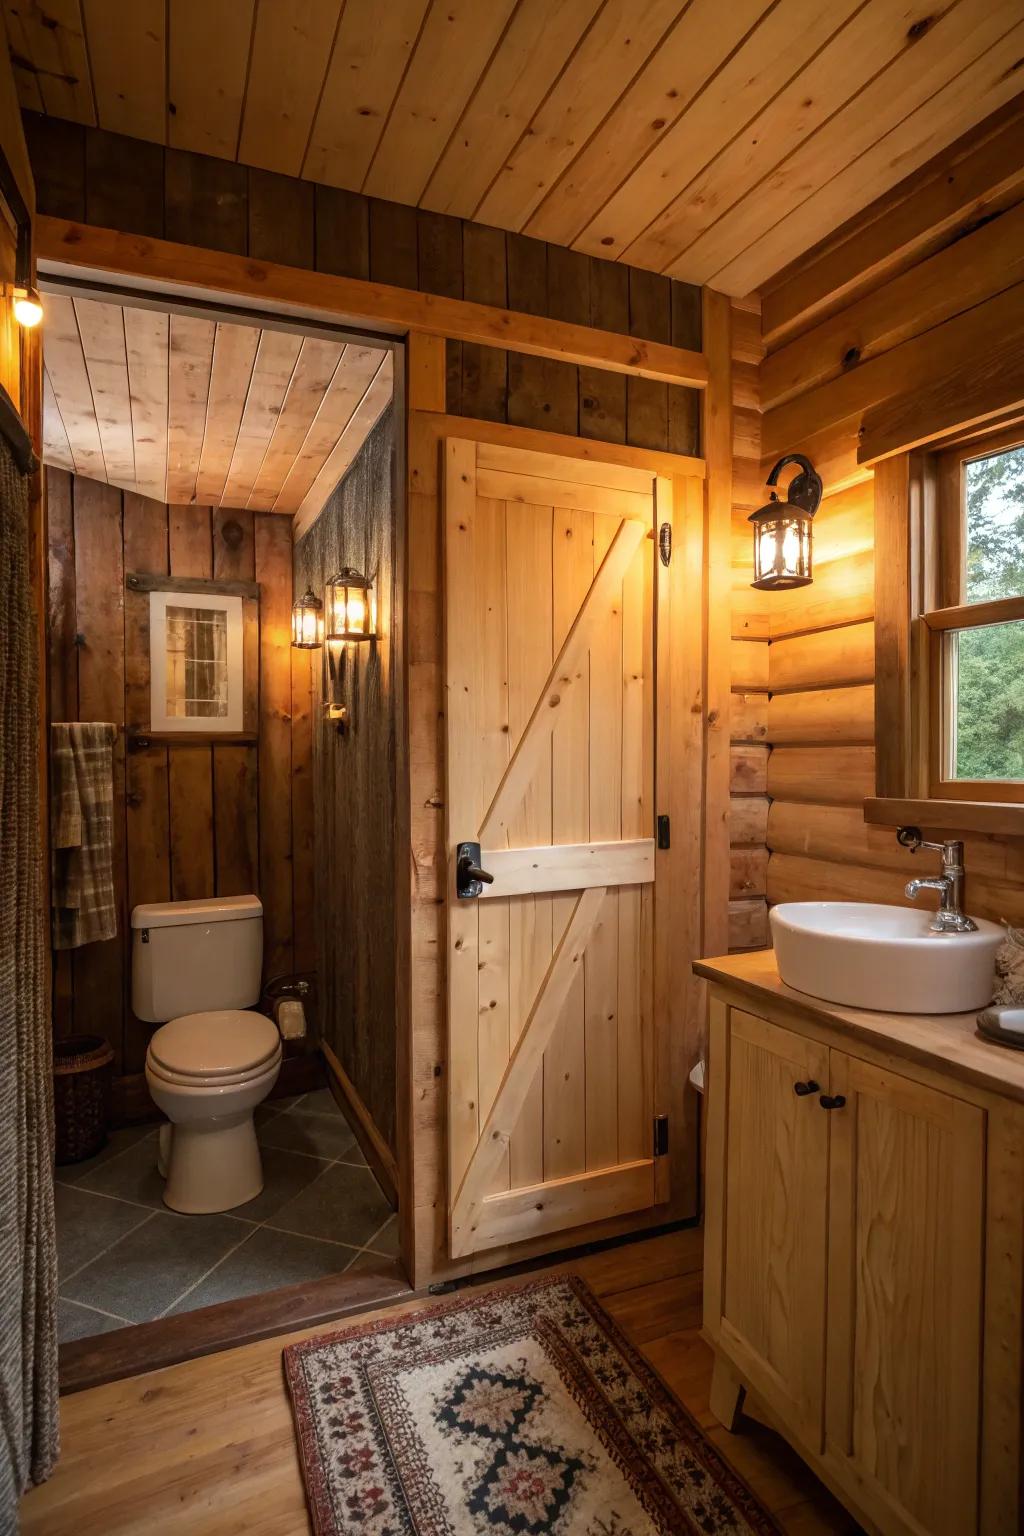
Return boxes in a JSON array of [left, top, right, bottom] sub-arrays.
[[897, 827, 965, 869]]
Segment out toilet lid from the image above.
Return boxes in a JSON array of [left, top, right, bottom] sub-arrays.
[[149, 1010, 280, 1078]]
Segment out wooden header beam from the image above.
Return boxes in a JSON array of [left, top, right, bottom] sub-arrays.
[[37, 217, 708, 390]]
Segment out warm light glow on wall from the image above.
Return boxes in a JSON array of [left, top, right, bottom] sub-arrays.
[[11, 285, 43, 328]]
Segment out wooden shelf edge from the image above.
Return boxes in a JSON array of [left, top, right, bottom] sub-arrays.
[[864, 796, 1024, 837]]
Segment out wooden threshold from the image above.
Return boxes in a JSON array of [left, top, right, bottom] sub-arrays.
[[59, 1257, 411, 1396], [36, 217, 708, 389]]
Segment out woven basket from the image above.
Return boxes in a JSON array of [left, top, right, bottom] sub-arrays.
[[53, 1034, 115, 1165]]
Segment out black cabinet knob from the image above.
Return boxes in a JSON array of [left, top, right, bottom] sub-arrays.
[[819, 1094, 847, 1110], [793, 1080, 820, 1096]]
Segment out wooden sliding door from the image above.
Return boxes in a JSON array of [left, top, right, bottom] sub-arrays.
[[444, 437, 667, 1259]]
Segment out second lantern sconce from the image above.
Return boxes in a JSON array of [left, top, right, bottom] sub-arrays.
[[291, 567, 376, 731]]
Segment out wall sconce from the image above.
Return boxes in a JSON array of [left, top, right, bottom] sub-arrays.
[[7, 284, 43, 328], [291, 587, 323, 649], [324, 566, 375, 642], [749, 454, 822, 590], [322, 567, 375, 730]]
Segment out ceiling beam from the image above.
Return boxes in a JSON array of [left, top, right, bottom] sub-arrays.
[[36, 217, 709, 390]]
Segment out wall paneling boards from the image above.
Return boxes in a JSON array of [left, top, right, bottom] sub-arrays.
[[47, 468, 313, 1073], [294, 409, 398, 1157], [23, 112, 702, 459]]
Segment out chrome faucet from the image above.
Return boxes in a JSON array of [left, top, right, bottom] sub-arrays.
[[897, 827, 977, 933]]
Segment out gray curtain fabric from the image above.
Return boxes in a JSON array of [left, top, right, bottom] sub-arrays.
[[0, 434, 59, 1524]]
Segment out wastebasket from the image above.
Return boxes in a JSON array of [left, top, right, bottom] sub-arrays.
[[53, 1034, 115, 1164]]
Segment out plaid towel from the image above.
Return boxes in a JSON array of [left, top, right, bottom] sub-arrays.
[[50, 722, 118, 949]]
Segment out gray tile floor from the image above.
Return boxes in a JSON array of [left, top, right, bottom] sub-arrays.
[[55, 1089, 398, 1344]]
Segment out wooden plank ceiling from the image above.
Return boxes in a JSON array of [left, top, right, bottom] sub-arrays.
[[6, 0, 1024, 296], [41, 293, 392, 518]]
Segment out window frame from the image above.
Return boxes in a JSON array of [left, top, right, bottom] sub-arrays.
[[923, 427, 1024, 805]]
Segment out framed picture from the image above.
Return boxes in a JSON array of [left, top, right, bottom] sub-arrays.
[[149, 588, 245, 734]]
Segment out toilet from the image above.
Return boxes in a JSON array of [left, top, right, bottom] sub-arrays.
[[131, 895, 282, 1214]]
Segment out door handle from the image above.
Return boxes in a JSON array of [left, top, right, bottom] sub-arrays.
[[456, 841, 494, 899], [793, 1080, 820, 1096], [819, 1094, 847, 1110]]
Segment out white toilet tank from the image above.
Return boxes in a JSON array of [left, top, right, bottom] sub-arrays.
[[131, 895, 263, 1023]]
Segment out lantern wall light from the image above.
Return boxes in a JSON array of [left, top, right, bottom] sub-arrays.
[[6, 284, 43, 328], [325, 566, 375, 642], [291, 587, 323, 649], [749, 453, 823, 591]]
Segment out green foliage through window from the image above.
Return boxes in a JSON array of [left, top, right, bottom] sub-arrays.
[[952, 447, 1024, 781]]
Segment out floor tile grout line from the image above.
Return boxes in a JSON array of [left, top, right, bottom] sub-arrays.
[[56, 1130, 158, 1188], [60, 1209, 159, 1287], [57, 1182, 162, 1215], [153, 1224, 265, 1320], [58, 1295, 134, 1327]]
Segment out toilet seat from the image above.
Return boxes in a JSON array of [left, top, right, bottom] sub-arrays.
[[145, 1047, 282, 1091], [148, 1009, 280, 1081]]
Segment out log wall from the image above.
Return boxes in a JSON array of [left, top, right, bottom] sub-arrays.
[[754, 102, 1024, 932], [47, 468, 313, 1074]]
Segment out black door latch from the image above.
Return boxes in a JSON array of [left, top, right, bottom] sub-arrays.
[[456, 842, 494, 899]]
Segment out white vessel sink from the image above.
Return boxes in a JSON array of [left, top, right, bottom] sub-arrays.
[[770, 902, 1004, 1014]]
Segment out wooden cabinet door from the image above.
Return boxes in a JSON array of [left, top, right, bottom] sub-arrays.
[[825, 1053, 986, 1536], [706, 1005, 830, 1449], [444, 437, 679, 1260]]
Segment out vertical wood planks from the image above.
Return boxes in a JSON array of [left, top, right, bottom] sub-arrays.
[[46, 468, 78, 1037], [71, 476, 126, 1061], [702, 290, 733, 958], [505, 500, 552, 1189], [168, 505, 215, 902], [255, 513, 294, 979], [212, 507, 259, 897], [545, 504, 592, 1180]]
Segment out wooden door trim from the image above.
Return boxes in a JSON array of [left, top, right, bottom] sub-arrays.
[[477, 839, 655, 898], [477, 515, 647, 847], [37, 216, 708, 389], [450, 885, 607, 1258]]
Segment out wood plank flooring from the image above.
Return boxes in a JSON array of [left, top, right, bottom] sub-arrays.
[[22, 1229, 860, 1534]]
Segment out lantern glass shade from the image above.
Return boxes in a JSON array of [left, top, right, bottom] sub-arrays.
[[12, 285, 43, 328], [291, 587, 323, 648], [749, 500, 813, 590], [325, 567, 374, 641]]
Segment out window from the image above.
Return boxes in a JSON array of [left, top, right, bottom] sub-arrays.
[[927, 433, 1024, 802]]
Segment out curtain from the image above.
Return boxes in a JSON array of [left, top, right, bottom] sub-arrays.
[[0, 431, 58, 1523]]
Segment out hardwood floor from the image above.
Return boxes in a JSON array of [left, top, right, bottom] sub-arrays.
[[22, 1228, 860, 1534]]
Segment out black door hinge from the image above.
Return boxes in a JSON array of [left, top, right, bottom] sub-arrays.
[[659, 522, 672, 566], [657, 815, 670, 850], [653, 1114, 669, 1157]]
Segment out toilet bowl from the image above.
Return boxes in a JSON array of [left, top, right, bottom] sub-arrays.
[[144, 1008, 282, 1213]]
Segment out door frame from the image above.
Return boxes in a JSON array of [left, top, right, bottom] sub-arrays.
[[404, 362, 711, 1286], [36, 220, 725, 1296]]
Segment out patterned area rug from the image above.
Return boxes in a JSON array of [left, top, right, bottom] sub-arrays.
[[284, 1273, 778, 1535]]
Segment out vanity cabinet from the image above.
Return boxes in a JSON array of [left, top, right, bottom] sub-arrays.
[[702, 971, 1024, 1536]]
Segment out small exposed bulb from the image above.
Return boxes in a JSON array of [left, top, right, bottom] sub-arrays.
[[13, 289, 43, 328]]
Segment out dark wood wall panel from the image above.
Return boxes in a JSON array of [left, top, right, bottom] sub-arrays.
[[24, 113, 702, 457], [294, 409, 398, 1154], [46, 469, 311, 1076]]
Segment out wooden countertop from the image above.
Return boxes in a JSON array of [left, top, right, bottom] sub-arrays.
[[694, 948, 1024, 1105]]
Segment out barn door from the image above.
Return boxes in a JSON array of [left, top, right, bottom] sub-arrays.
[[444, 437, 664, 1259]]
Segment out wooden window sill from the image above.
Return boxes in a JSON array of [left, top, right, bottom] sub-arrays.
[[864, 797, 1024, 837]]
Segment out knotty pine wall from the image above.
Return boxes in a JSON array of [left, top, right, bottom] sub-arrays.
[[24, 112, 701, 459], [47, 468, 314, 1076], [753, 100, 1024, 931]]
